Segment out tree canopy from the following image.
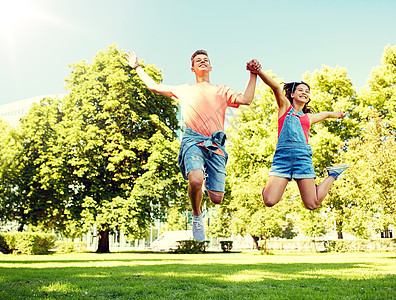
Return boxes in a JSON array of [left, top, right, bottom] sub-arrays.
[[0, 44, 187, 252]]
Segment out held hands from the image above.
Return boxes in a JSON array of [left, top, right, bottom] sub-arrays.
[[125, 50, 139, 69], [246, 59, 261, 74]]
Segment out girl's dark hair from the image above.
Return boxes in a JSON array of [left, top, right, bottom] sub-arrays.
[[283, 81, 315, 114]]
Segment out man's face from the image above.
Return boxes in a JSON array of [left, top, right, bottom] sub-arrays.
[[191, 54, 212, 73]]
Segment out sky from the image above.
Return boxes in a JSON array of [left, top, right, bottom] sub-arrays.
[[0, 0, 395, 106]]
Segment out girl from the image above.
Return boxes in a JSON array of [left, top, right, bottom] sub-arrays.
[[247, 60, 349, 210]]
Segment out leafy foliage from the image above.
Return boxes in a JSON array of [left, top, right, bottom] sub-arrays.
[[220, 240, 233, 252], [160, 206, 187, 233], [0, 232, 55, 255], [171, 240, 208, 253], [0, 44, 185, 252], [0, 98, 68, 231], [334, 116, 396, 236], [357, 45, 396, 123], [59, 44, 185, 248]]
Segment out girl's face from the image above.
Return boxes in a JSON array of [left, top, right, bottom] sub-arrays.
[[291, 84, 310, 103]]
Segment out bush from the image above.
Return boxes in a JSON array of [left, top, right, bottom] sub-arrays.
[[220, 241, 233, 253], [55, 241, 87, 253], [171, 240, 208, 254], [328, 239, 395, 252], [0, 234, 12, 254], [261, 238, 395, 252], [0, 232, 55, 255]]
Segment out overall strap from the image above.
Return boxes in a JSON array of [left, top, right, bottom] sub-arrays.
[[288, 107, 304, 118]]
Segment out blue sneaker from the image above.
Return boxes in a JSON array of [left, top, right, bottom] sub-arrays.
[[192, 214, 205, 242], [326, 164, 350, 179]]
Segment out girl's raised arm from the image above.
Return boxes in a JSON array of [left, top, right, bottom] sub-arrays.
[[247, 60, 289, 117]]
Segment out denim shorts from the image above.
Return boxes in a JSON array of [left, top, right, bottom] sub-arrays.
[[183, 145, 227, 192], [268, 144, 316, 180]]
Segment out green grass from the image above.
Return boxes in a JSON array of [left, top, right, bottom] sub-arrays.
[[0, 251, 395, 299]]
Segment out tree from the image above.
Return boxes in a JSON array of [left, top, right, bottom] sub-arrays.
[[302, 65, 357, 173], [131, 131, 188, 227], [0, 119, 20, 226], [0, 97, 70, 231], [302, 65, 357, 238], [329, 44, 396, 239], [298, 209, 328, 239], [160, 206, 187, 233], [208, 199, 232, 239], [58, 44, 182, 252], [357, 45, 396, 123], [333, 116, 396, 238]]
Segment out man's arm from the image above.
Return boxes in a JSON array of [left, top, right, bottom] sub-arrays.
[[235, 72, 258, 105], [125, 51, 174, 98]]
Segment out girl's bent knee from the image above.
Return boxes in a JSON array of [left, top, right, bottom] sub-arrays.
[[264, 201, 276, 207], [263, 197, 276, 207], [304, 203, 319, 210]]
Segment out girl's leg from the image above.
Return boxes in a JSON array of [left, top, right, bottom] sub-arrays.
[[262, 176, 289, 207], [296, 176, 335, 210]]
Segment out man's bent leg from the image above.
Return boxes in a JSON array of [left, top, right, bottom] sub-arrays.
[[207, 190, 224, 204], [204, 152, 226, 205]]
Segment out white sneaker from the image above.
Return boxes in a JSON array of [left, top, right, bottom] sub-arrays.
[[192, 214, 205, 242], [326, 164, 350, 179]]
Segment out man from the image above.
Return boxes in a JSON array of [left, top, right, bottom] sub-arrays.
[[125, 49, 258, 241]]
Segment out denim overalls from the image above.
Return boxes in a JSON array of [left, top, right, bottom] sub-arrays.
[[268, 107, 316, 180]]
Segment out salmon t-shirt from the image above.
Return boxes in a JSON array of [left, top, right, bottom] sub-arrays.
[[170, 82, 240, 137]]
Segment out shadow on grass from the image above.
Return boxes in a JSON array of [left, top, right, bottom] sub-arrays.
[[0, 260, 395, 299], [0, 251, 243, 265]]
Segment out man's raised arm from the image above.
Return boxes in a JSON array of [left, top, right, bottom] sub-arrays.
[[125, 50, 174, 98], [234, 59, 260, 106]]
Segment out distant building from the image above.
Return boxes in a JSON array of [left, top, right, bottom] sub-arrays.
[[0, 94, 66, 126]]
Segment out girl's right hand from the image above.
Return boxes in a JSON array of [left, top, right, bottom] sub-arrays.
[[336, 110, 347, 119]]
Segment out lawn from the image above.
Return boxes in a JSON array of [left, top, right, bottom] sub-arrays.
[[0, 251, 395, 299]]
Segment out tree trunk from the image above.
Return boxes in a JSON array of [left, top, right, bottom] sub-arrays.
[[96, 229, 110, 253], [18, 224, 24, 232], [336, 220, 343, 239], [261, 235, 268, 253], [252, 235, 260, 250]]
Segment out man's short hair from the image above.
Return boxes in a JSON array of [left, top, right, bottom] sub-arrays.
[[191, 50, 209, 67]]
